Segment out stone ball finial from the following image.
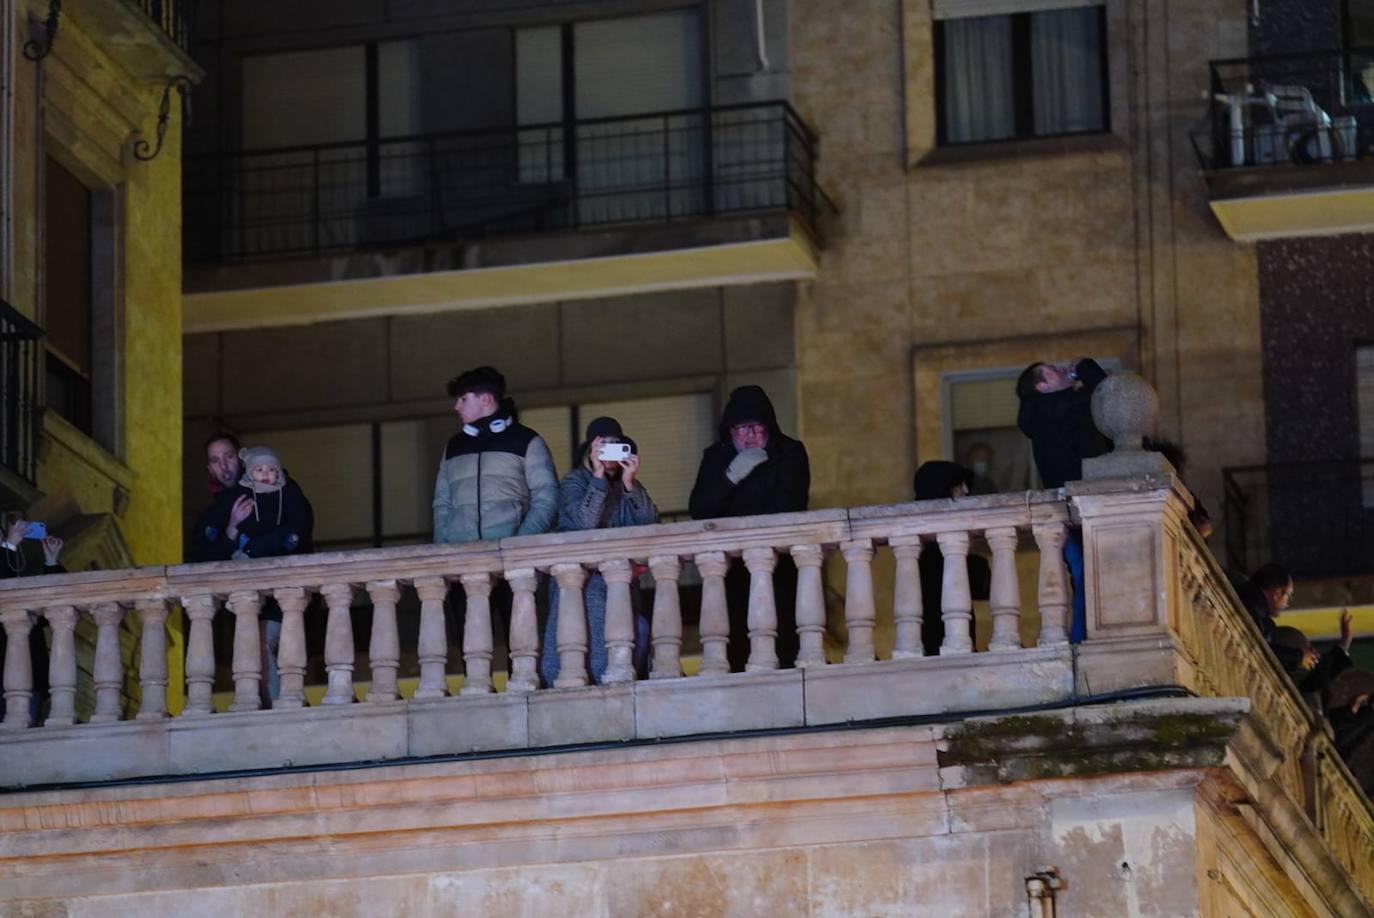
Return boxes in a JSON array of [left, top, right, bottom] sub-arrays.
[[1090, 372, 1158, 452]]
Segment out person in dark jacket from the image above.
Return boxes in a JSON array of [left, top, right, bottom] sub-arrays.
[[189, 432, 248, 563], [913, 461, 991, 656], [1326, 668, 1374, 796], [0, 514, 65, 725], [1015, 359, 1110, 490], [542, 417, 658, 686], [689, 385, 810, 670], [202, 446, 314, 704], [1271, 610, 1353, 701], [1016, 358, 1110, 643], [1237, 562, 1294, 646]]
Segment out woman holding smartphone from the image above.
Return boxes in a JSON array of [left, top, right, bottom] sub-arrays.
[[541, 417, 658, 686], [0, 514, 64, 725]]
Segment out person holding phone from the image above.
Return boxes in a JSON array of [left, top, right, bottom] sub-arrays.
[[541, 417, 658, 686], [0, 513, 65, 725]]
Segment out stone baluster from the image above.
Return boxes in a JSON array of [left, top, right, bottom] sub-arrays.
[[791, 544, 827, 667], [551, 563, 589, 688], [135, 599, 170, 720], [227, 590, 263, 712], [274, 588, 310, 709], [505, 569, 540, 693], [1033, 522, 1070, 645], [841, 539, 877, 663], [695, 552, 730, 677], [600, 559, 637, 683], [365, 580, 401, 702], [460, 573, 494, 695], [1, 608, 34, 728], [42, 605, 78, 726], [648, 555, 683, 680], [182, 595, 218, 716], [936, 531, 974, 654], [321, 583, 356, 705], [742, 548, 778, 671], [986, 527, 1023, 651], [89, 602, 125, 723], [889, 536, 924, 658], [413, 577, 450, 699]]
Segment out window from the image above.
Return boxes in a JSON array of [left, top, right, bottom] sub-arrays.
[[1349, 0, 1374, 47], [934, 3, 1108, 145], [43, 157, 93, 434]]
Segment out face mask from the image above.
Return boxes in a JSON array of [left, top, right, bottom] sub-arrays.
[[971, 460, 990, 478]]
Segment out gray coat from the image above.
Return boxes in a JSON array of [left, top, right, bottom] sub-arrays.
[[432, 408, 559, 543], [542, 468, 658, 685]]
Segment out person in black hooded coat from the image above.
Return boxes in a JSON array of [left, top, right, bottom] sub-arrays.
[[690, 386, 810, 670], [913, 461, 991, 656]]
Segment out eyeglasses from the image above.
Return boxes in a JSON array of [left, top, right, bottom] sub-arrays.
[[731, 423, 768, 436]]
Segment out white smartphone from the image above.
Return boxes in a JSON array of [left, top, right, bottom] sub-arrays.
[[597, 442, 633, 462]]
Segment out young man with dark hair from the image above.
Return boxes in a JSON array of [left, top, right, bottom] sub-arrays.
[[432, 366, 558, 544], [432, 367, 559, 682], [1017, 358, 1110, 643]]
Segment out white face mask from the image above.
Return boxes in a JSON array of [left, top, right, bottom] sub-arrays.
[[971, 460, 990, 478]]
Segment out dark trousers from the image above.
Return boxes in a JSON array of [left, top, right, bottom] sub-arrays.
[[0, 619, 49, 724], [724, 555, 799, 672]]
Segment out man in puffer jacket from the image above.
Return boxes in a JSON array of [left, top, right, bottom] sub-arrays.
[[432, 366, 558, 544]]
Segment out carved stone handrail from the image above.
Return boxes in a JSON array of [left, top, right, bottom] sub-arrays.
[[0, 474, 1370, 909]]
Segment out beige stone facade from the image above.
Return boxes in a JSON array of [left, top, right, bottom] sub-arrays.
[[789, 0, 1264, 519]]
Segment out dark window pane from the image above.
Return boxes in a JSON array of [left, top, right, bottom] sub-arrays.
[[1031, 7, 1106, 136], [44, 158, 92, 376], [941, 16, 1016, 143]]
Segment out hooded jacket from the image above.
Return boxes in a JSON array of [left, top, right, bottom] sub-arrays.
[[689, 386, 810, 520], [199, 473, 314, 561], [1016, 358, 1110, 489], [432, 398, 559, 543]]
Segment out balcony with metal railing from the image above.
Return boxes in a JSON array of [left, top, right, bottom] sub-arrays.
[[1223, 458, 1374, 584], [0, 299, 44, 489], [1193, 48, 1374, 241], [181, 102, 828, 333]]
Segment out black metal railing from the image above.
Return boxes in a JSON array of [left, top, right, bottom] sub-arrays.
[[184, 101, 823, 263], [1222, 459, 1374, 579], [128, 0, 193, 53], [1192, 47, 1374, 171], [0, 301, 44, 485]]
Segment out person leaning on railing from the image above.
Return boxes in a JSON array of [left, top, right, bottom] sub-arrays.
[[541, 417, 659, 686], [1016, 358, 1110, 644], [912, 461, 990, 656], [0, 513, 64, 725], [688, 385, 810, 671]]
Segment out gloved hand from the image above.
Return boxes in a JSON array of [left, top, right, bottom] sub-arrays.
[[725, 447, 769, 485]]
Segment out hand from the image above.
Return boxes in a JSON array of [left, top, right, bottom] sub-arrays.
[[725, 447, 768, 485], [226, 494, 254, 540], [620, 453, 640, 491], [1340, 608, 1354, 652], [589, 436, 607, 478], [4, 517, 25, 547], [41, 535, 63, 566]]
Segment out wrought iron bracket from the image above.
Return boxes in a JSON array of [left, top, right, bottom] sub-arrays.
[[22, 0, 62, 61], [131, 74, 195, 162]]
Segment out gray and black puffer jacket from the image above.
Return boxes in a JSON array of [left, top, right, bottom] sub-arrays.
[[432, 399, 559, 543]]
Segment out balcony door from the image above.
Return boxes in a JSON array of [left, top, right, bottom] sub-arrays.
[[517, 9, 707, 228]]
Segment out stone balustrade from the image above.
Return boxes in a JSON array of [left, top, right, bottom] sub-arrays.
[[0, 473, 1370, 907]]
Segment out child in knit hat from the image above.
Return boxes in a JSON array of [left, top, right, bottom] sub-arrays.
[[205, 446, 315, 561]]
